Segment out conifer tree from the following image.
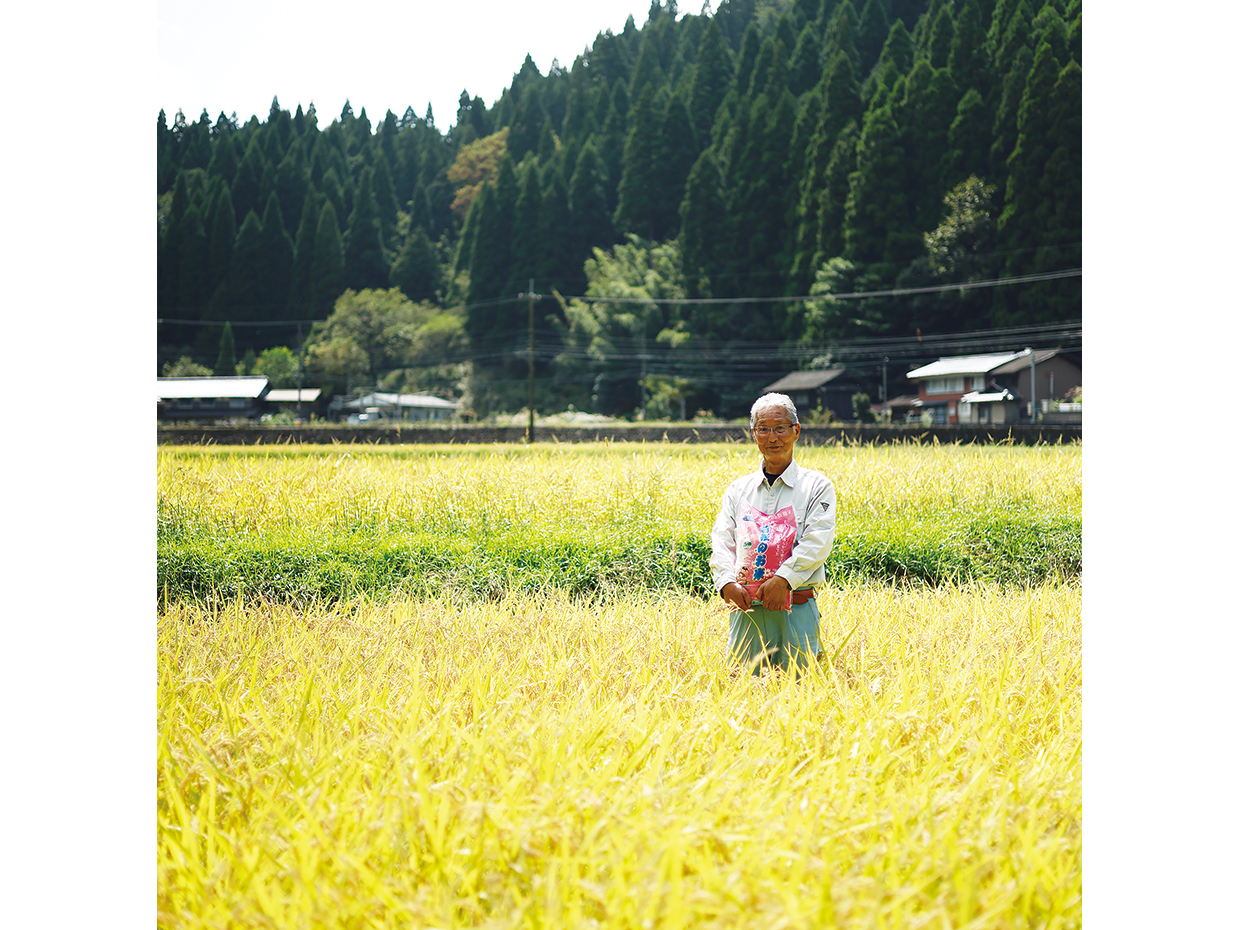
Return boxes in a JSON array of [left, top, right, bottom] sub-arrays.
[[901, 61, 958, 232], [231, 137, 266, 223], [991, 0, 1034, 79], [1031, 2, 1070, 68], [856, 0, 890, 75], [689, 17, 733, 146], [844, 100, 914, 268], [988, 43, 1033, 190], [788, 22, 824, 97], [776, 11, 798, 53], [822, 0, 862, 75], [371, 148, 400, 248], [178, 205, 210, 312], [948, 0, 989, 97], [170, 169, 190, 222], [259, 192, 296, 316], [862, 20, 914, 104], [389, 224, 440, 301], [630, 30, 666, 97], [454, 186, 485, 277], [734, 23, 762, 95], [274, 140, 308, 233], [535, 162, 574, 292], [206, 133, 239, 187], [819, 48, 864, 149], [208, 181, 237, 297], [815, 119, 861, 265], [506, 159, 544, 295], [943, 89, 991, 189], [997, 46, 1079, 322], [257, 161, 278, 220], [746, 36, 778, 98], [319, 168, 347, 232], [228, 210, 267, 320], [214, 322, 237, 376], [537, 122, 557, 164], [1066, 0, 1081, 63], [788, 98, 826, 294], [343, 168, 390, 290], [653, 94, 697, 240], [507, 84, 546, 163], [309, 137, 327, 187], [467, 154, 518, 307], [288, 188, 321, 314], [561, 56, 594, 141], [679, 149, 729, 299], [613, 83, 662, 240], [924, 4, 955, 68], [310, 201, 346, 317], [600, 81, 630, 210], [158, 175, 188, 313], [410, 181, 433, 235], [568, 140, 614, 267], [182, 110, 213, 171]]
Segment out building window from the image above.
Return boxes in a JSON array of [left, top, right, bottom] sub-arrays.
[[925, 377, 964, 395]]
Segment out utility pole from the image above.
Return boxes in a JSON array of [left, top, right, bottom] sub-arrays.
[[527, 279, 536, 443], [296, 321, 304, 418], [1025, 347, 1037, 421]]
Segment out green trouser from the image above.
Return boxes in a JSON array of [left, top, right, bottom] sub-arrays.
[[727, 596, 821, 675]]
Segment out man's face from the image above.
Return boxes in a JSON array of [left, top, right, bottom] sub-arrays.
[[751, 405, 800, 471]]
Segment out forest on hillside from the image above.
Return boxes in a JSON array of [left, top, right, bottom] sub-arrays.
[[156, 0, 1081, 419]]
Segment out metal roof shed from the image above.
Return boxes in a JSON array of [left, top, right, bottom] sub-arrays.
[[157, 376, 270, 421], [264, 388, 322, 403], [157, 376, 270, 400], [904, 352, 1025, 379], [341, 391, 460, 421]]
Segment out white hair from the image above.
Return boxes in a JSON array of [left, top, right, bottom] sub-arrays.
[[749, 393, 799, 429]]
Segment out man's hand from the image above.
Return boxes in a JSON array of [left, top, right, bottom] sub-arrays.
[[720, 582, 753, 612], [754, 575, 791, 612]]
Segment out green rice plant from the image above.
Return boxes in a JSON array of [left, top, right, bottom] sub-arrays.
[[158, 583, 1081, 928], [157, 442, 1081, 603]]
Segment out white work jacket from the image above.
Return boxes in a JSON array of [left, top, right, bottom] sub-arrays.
[[708, 458, 837, 594]]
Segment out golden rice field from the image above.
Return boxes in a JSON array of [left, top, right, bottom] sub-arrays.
[[157, 442, 1082, 928]]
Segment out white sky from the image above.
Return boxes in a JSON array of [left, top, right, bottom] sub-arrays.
[[157, 0, 661, 129], [5, 9, 1240, 926]]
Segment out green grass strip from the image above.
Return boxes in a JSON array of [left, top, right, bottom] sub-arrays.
[[157, 510, 1079, 606]]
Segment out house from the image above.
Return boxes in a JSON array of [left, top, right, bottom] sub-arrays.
[[761, 368, 879, 422], [904, 349, 1083, 424], [333, 391, 460, 422], [989, 348, 1082, 418], [262, 387, 324, 419], [158, 375, 270, 421], [873, 394, 920, 423], [903, 352, 1026, 425], [956, 388, 1021, 425]]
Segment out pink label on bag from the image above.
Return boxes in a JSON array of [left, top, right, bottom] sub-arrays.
[[736, 503, 797, 601]]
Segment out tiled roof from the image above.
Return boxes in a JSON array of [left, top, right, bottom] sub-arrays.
[[990, 348, 1064, 374], [762, 369, 847, 392]]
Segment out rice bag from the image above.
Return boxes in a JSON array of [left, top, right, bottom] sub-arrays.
[[735, 503, 797, 607]]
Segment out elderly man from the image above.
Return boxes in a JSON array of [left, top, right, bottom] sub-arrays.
[[709, 393, 836, 674]]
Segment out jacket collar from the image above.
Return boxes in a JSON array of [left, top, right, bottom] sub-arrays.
[[755, 457, 800, 489]]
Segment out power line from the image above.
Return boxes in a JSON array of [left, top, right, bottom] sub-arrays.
[[559, 268, 1081, 305], [157, 267, 1082, 329]]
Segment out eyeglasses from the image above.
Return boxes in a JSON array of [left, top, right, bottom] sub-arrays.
[[752, 426, 793, 437]]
